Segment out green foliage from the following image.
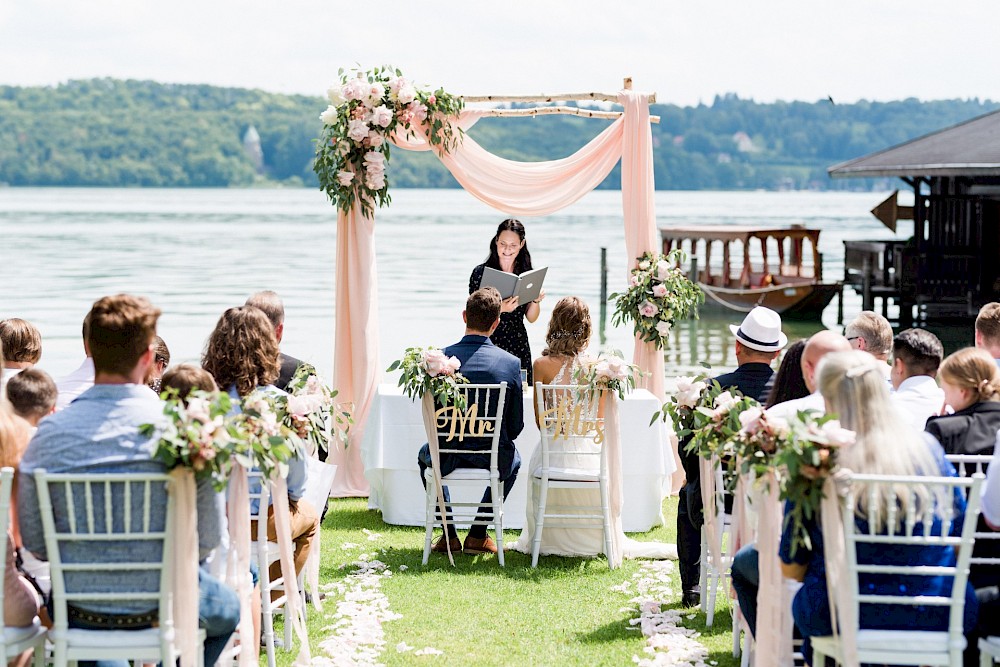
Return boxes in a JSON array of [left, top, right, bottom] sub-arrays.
[[0, 80, 997, 189], [386, 347, 469, 409]]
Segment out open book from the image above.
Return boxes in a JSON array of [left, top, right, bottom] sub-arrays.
[[480, 266, 548, 302]]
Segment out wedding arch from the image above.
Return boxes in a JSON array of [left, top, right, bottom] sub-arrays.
[[324, 76, 670, 497]]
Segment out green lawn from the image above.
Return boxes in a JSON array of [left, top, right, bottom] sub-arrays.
[[274, 496, 742, 666]]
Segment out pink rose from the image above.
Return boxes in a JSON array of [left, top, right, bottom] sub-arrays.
[[342, 78, 368, 102], [629, 275, 640, 287], [638, 300, 659, 318], [656, 260, 673, 280], [738, 406, 764, 433], [347, 118, 370, 143], [366, 82, 386, 105], [427, 94, 437, 105], [398, 84, 417, 105], [371, 104, 393, 128], [186, 397, 211, 423], [408, 101, 427, 122], [365, 171, 386, 190], [423, 349, 456, 377], [336, 170, 354, 187], [367, 131, 385, 147], [674, 376, 707, 408], [652, 283, 668, 298]]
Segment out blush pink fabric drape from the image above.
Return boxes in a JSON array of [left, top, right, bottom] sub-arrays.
[[331, 91, 665, 497]]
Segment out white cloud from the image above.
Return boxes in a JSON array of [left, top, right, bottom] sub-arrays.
[[1, 0, 998, 105]]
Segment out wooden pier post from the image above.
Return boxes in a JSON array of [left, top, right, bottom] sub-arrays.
[[599, 247, 608, 346]]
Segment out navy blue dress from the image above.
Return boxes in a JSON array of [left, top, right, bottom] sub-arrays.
[[779, 437, 978, 662], [469, 263, 532, 384]]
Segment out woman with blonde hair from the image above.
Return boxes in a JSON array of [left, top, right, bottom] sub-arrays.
[[926, 346, 1000, 456], [779, 350, 975, 665]]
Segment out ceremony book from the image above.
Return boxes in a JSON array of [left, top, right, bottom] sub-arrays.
[[480, 266, 548, 303]]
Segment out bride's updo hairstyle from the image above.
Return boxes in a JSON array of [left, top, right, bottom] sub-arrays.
[[939, 347, 1000, 404], [542, 297, 591, 358]]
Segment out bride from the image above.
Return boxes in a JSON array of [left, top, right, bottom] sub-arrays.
[[508, 297, 676, 560]]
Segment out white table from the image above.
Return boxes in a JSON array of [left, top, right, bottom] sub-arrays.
[[361, 384, 675, 531]]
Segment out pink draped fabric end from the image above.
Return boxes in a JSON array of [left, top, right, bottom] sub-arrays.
[[271, 475, 311, 665], [168, 469, 200, 667], [755, 471, 793, 666], [420, 393, 455, 565], [605, 397, 624, 568], [821, 475, 859, 667], [226, 466, 256, 667], [331, 206, 379, 497]]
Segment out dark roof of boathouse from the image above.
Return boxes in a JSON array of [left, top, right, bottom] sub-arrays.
[[828, 108, 1000, 178]]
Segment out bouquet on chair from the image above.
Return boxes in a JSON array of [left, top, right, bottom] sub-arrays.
[[230, 390, 304, 481], [772, 411, 856, 558], [731, 406, 791, 485], [142, 389, 241, 492], [685, 385, 759, 461], [651, 373, 711, 429], [387, 347, 469, 408], [280, 365, 353, 454], [609, 249, 704, 350], [573, 350, 640, 400]]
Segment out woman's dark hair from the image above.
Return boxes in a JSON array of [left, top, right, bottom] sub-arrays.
[[764, 339, 809, 408], [484, 219, 533, 275]]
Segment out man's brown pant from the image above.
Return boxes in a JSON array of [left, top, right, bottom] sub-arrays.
[[254, 498, 320, 595]]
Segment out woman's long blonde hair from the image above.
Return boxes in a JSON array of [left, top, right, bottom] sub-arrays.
[[817, 350, 943, 530]]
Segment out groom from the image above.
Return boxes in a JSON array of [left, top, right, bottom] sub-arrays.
[[417, 287, 524, 555]]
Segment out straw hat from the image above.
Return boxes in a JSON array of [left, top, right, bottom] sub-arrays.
[[729, 306, 787, 352]]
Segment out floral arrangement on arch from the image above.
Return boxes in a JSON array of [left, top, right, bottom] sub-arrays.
[[610, 249, 704, 350], [314, 65, 465, 217], [279, 365, 352, 454], [572, 350, 641, 401], [387, 347, 470, 409], [142, 389, 241, 492]]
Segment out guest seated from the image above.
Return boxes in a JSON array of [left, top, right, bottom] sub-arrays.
[[17, 295, 239, 666], [55, 312, 94, 411], [763, 339, 808, 408], [736, 351, 975, 664], [5, 369, 57, 431], [202, 306, 319, 584], [926, 347, 1000, 456], [416, 287, 523, 555], [889, 328, 945, 432], [975, 302, 1000, 365], [0, 319, 42, 392], [766, 331, 850, 419], [844, 310, 893, 386], [144, 335, 170, 394]]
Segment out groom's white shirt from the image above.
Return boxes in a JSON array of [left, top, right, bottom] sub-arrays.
[[890, 375, 944, 433]]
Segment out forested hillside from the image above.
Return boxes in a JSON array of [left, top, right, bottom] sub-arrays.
[[0, 79, 996, 189]]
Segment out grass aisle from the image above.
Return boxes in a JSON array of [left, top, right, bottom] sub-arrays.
[[284, 497, 741, 667]]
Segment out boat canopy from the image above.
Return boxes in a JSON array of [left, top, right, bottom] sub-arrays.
[[660, 225, 822, 289]]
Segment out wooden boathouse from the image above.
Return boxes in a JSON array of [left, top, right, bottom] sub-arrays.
[[829, 109, 1000, 324]]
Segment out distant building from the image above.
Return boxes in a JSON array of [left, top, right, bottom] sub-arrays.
[[732, 131, 757, 153], [242, 125, 265, 175]]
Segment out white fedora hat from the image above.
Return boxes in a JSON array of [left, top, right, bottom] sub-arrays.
[[728, 306, 788, 352]]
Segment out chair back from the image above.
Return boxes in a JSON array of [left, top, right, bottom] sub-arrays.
[[34, 469, 174, 634], [246, 469, 272, 549], [432, 383, 507, 474], [840, 473, 982, 661], [945, 453, 1000, 569], [534, 384, 605, 480]]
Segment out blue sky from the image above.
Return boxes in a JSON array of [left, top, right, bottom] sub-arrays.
[[2, 0, 997, 106]]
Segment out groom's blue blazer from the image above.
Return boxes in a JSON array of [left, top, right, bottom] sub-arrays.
[[442, 334, 524, 455]]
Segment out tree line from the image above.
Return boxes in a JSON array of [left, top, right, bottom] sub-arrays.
[[0, 79, 996, 190]]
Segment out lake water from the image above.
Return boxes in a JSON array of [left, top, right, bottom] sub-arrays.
[[0, 187, 951, 383]]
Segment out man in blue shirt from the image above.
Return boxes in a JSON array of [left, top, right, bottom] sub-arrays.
[[417, 287, 524, 555], [18, 294, 239, 667]]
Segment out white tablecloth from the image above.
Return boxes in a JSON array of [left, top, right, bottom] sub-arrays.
[[361, 384, 675, 531]]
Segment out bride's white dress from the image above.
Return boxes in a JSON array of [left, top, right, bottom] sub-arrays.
[[508, 357, 677, 560]]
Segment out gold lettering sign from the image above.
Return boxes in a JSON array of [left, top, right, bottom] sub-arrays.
[[435, 403, 495, 442], [540, 398, 604, 444]]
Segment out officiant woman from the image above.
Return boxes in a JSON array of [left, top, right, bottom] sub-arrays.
[[469, 219, 545, 383]]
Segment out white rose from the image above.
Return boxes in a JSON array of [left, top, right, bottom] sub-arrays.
[[656, 260, 673, 280], [327, 86, 346, 106], [397, 84, 417, 105], [423, 349, 450, 377], [342, 78, 368, 101], [319, 105, 339, 125], [656, 320, 671, 338], [365, 171, 386, 190], [674, 376, 706, 409], [186, 397, 211, 423], [652, 283, 668, 298], [366, 82, 386, 105], [714, 390, 738, 413], [638, 260, 651, 270], [367, 131, 385, 147], [347, 119, 370, 143]]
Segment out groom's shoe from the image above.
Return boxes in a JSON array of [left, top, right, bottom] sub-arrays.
[[432, 535, 462, 554], [463, 534, 497, 555], [680, 587, 701, 608]]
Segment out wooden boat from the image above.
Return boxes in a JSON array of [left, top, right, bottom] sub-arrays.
[[659, 225, 840, 320]]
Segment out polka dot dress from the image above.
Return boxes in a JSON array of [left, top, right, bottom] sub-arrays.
[[470, 263, 533, 384]]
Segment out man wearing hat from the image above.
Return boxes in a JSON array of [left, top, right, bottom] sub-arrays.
[[677, 306, 785, 608]]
